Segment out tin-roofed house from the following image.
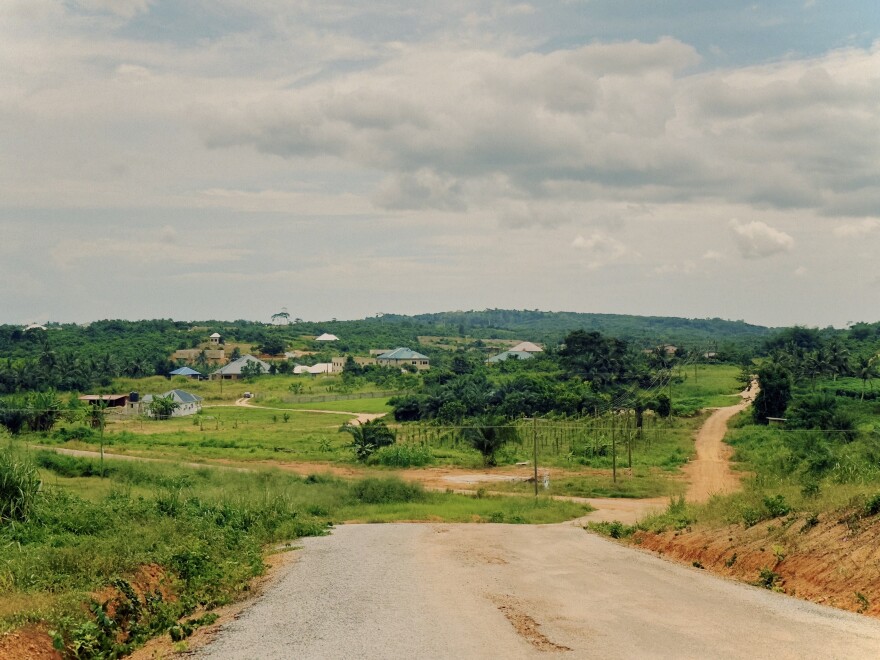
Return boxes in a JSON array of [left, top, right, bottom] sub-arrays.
[[141, 389, 203, 418], [211, 354, 271, 380], [376, 347, 430, 371]]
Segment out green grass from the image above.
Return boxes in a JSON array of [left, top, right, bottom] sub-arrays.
[[110, 374, 398, 406], [670, 364, 745, 412], [483, 469, 684, 499]]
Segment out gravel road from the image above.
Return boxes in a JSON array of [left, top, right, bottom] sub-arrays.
[[196, 522, 880, 659]]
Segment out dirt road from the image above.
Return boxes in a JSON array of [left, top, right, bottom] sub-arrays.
[[196, 522, 880, 659], [683, 383, 755, 503]]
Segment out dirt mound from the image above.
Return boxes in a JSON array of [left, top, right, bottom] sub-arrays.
[[0, 625, 61, 660], [633, 505, 880, 618]]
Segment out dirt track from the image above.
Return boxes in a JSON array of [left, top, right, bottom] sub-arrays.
[[683, 384, 756, 502]]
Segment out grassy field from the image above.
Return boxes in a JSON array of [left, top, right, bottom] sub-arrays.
[[669, 363, 744, 413], [110, 373, 398, 405]]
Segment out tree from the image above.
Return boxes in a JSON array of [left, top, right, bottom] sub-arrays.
[[856, 355, 878, 401], [753, 362, 791, 424], [149, 394, 179, 420], [240, 361, 264, 380], [258, 337, 286, 356], [462, 415, 518, 466], [340, 419, 396, 461]]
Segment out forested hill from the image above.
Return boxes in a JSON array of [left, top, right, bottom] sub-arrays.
[[378, 309, 774, 348]]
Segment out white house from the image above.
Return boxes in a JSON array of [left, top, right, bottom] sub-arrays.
[[315, 333, 339, 342], [141, 389, 203, 417]]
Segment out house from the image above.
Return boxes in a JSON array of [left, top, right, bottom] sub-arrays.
[[332, 356, 377, 371], [376, 347, 430, 371], [211, 354, 271, 380], [509, 341, 543, 353], [141, 389, 203, 417], [293, 363, 334, 375], [315, 333, 339, 342], [209, 332, 222, 345], [78, 394, 129, 408], [487, 350, 535, 364], [169, 366, 203, 379], [171, 348, 226, 365]]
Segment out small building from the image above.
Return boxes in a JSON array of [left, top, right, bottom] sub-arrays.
[[315, 333, 339, 342], [78, 394, 129, 408], [169, 366, 203, 379], [211, 354, 271, 380], [509, 341, 543, 353], [210, 332, 222, 345], [294, 363, 334, 375], [141, 389, 203, 417], [487, 350, 535, 364], [376, 347, 430, 371], [171, 348, 226, 365]]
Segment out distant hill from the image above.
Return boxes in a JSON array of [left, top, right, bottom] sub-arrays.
[[377, 309, 774, 349]]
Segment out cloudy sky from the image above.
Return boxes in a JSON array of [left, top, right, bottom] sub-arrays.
[[2, 1, 878, 328]]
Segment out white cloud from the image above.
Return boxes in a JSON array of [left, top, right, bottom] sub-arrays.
[[701, 250, 724, 261], [730, 219, 794, 259], [572, 232, 633, 270], [833, 218, 880, 237]]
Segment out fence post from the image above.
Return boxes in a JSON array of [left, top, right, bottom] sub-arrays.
[[533, 417, 538, 498]]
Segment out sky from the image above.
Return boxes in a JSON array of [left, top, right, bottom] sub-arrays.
[[1, 1, 879, 328]]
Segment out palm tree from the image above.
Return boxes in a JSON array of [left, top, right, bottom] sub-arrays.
[[825, 341, 850, 381], [340, 419, 395, 461], [857, 355, 878, 400]]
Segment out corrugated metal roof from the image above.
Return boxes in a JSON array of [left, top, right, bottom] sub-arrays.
[[170, 367, 202, 376], [377, 347, 429, 360], [213, 354, 271, 375], [487, 350, 535, 363], [509, 341, 543, 353]]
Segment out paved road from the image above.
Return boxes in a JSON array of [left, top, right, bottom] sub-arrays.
[[196, 522, 880, 659]]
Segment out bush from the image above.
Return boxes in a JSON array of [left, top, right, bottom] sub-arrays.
[[350, 477, 425, 504], [53, 426, 97, 443], [0, 450, 40, 522], [368, 444, 433, 467]]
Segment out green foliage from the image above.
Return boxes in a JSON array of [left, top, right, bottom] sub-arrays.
[[148, 394, 180, 420], [368, 444, 433, 467], [786, 392, 857, 442], [753, 362, 791, 423], [349, 477, 425, 504], [461, 415, 519, 466], [864, 493, 880, 517], [587, 520, 635, 539], [0, 449, 40, 523], [340, 419, 396, 461], [756, 567, 782, 590]]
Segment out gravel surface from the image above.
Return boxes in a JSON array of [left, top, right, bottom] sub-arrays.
[[196, 522, 880, 659]]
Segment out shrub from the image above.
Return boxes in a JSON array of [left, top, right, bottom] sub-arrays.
[[368, 444, 433, 467], [350, 477, 425, 504], [864, 493, 880, 517], [763, 494, 791, 518], [0, 450, 40, 522]]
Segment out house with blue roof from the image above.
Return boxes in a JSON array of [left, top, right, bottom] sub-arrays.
[[376, 347, 430, 371]]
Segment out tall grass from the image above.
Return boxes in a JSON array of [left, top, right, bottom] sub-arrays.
[[0, 449, 40, 522]]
